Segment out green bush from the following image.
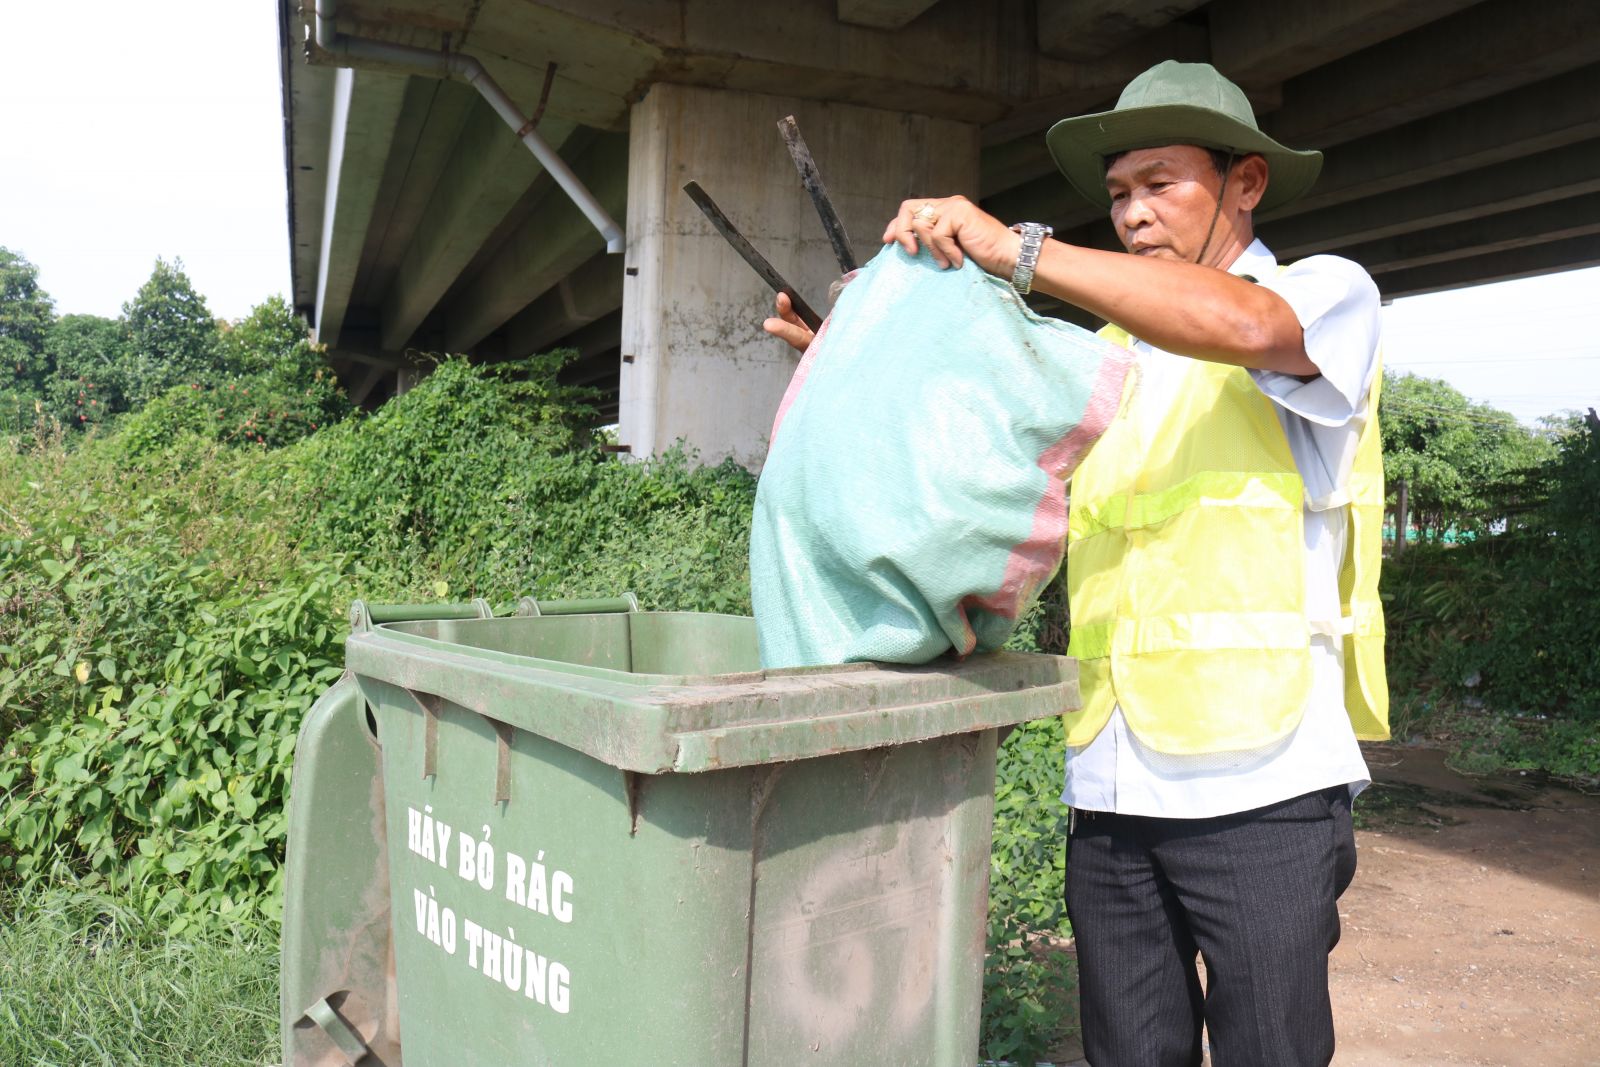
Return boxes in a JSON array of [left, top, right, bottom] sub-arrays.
[[114, 370, 346, 458], [0, 438, 352, 926], [43, 314, 130, 429], [272, 354, 755, 611], [1381, 419, 1600, 781], [110, 382, 218, 456], [984, 717, 1076, 1064]]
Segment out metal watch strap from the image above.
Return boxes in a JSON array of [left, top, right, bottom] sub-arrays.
[[1009, 222, 1052, 296]]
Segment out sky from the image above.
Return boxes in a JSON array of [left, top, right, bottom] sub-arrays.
[[1, 3, 290, 322], [1381, 269, 1599, 427], [2, 1, 1596, 427]]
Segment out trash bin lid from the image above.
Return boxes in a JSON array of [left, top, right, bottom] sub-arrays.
[[346, 611, 1075, 773]]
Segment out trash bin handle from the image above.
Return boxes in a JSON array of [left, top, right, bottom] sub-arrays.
[[515, 593, 640, 616], [301, 995, 371, 1065], [350, 598, 495, 632]]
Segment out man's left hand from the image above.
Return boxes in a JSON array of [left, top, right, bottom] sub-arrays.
[[762, 291, 815, 354], [882, 195, 1018, 277]]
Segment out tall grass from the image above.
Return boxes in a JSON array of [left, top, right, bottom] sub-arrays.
[[0, 880, 279, 1066]]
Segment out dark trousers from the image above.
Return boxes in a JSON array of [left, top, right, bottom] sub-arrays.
[[1064, 787, 1358, 1067]]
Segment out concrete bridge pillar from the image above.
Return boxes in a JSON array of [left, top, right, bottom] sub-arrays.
[[618, 83, 978, 468]]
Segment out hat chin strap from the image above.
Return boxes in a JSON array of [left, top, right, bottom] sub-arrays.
[[1192, 151, 1237, 268]]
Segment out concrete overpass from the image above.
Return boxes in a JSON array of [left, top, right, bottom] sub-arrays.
[[279, 0, 1600, 465]]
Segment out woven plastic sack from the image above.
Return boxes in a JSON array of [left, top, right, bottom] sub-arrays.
[[751, 244, 1132, 669]]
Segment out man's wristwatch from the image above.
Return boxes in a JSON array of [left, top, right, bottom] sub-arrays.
[[1009, 222, 1053, 296]]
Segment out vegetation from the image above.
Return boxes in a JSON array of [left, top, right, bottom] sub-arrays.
[[983, 718, 1077, 1062], [0, 879, 278, 1066], [1380, 369, 1556, 545], [1382, 411, 1600, 784], [1, 248, 340, 445], [1, 248, 57, 414]]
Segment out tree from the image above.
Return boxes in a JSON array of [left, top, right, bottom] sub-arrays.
[[115, 295, 350, 451], [1380, 371, 1552, 547], [214, 295, 314, 379], [1, 247, 56, 416], [43, 314, 129, 430], [121, 258, 218, 408], [208, 295, 350, 446]]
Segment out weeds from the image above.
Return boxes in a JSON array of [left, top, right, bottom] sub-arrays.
[[0, 879, 278, 1066]]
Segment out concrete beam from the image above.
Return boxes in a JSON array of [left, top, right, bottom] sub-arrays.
[[344, 77, 435, 315], [1266, 0, 1600, 149], [468, 0, 1214, 130], [347, 361, 392, 407], [559, 347, 622, 389], [558, 311, 624, 363], [979, 22, 1210, 147], [1334, 194, 1600, 274], [313, 68, 410, 348], [982, 172, 1104, 233], [1038, 0, 1209, 62], [982, 15, 1599, 205], [453, 1, 666, 130], [836, 0, 943, 31], [1209, 0, 1486, 90], [986, 0, 1595, 201], [1373, 234, 1600, 299], [379, 88, 579, 352], [501, 251, 625, 359], [282, 6, 339, 315], [1265, 63, 1600, 222], [327, 345, 396, 370], [437, 133, 630, 353], [354, 79, 479, 308], [981, 138, 1062, 200], [1260, 140, 1600, 260], [979, 78, 1283, 199], [421, 126, 605, 313]]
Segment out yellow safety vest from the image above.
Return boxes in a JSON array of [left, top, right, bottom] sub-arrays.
[[1064, 320, 1390, 754]]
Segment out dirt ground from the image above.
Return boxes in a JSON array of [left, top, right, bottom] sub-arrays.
[[1048, 744, 1600, 1067], [1330, 744, 1600, 1066]]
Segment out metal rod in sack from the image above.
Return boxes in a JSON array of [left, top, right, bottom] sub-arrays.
[[777, 115, 857, 274], [681, 180, 824, 333]]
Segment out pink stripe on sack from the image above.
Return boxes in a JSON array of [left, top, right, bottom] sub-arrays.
[[770, 315, 830, 443], [959, 347, 1134, 632]]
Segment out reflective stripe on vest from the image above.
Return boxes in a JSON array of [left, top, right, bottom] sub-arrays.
[[1066, 309, 1390, 754]]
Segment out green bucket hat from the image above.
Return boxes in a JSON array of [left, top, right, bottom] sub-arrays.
[[1046, 60, 1322, 215]]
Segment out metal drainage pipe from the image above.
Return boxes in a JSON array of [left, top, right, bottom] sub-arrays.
[[312, 2, 625, 254]]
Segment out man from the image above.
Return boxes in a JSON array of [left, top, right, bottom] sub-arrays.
[[767, 61, 1388, 1067]]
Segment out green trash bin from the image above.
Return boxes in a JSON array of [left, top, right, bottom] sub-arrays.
[[280, 597, 1076, 1067]]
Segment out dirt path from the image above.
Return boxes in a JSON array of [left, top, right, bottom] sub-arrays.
[[1044, 744, 1600, 1067], [1330, 744, 1600, 1066]]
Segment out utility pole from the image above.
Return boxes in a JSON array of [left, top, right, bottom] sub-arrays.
[[1392, 478, 1409, 558]]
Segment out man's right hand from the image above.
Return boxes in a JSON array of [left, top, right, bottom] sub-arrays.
[[763, 291, 814, 354]]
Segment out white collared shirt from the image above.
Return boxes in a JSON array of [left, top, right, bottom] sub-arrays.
[[1060, 239, 1379, 818]]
